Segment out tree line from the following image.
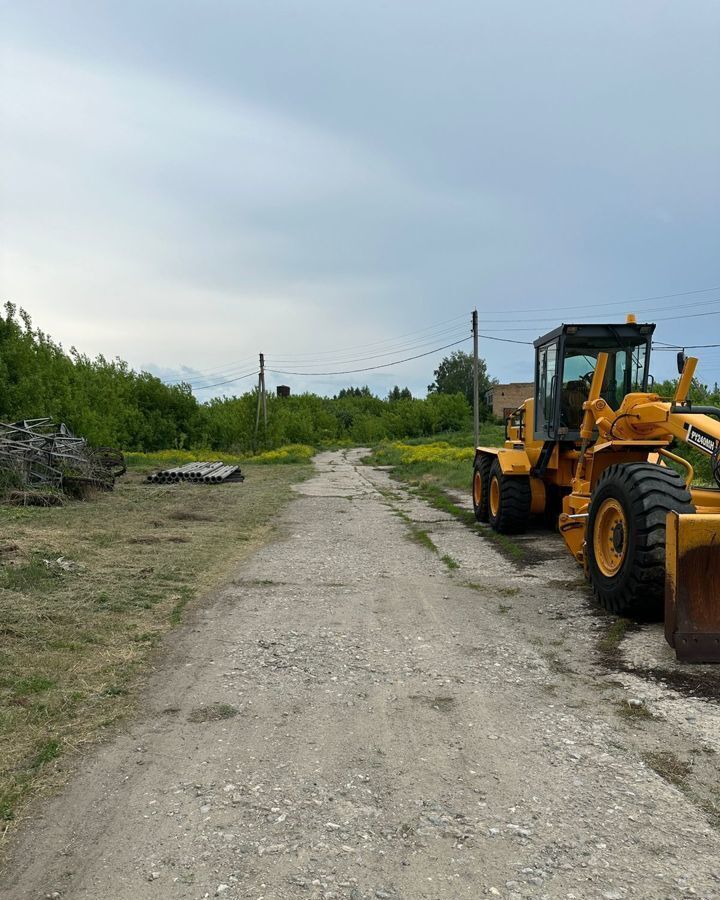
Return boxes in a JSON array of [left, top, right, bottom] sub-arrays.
[[8, 304, 713, 455], [0, 305, 496, 451]]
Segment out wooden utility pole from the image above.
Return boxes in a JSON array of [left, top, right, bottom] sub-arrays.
[[255, 352, 267, 439], [472, 309, 479, 448], [261, 353, 268, 427]]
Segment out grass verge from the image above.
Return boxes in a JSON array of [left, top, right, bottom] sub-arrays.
[[362, 429, 525, 564], [125, 443, 315, 469], [412, 482, 524, 562], [0, 461, 310, 829], [363, 427, 504, 491]]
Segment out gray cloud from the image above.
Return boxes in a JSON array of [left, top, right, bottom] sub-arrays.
[[1, 1, 719, 397]]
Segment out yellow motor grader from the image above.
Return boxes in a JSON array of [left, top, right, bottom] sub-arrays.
[[472, 317, 720, 662]]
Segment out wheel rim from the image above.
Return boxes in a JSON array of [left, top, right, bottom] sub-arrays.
[[473, 471, 483, 506], [594, 498, 628, 577], [489, 476, 500, 517]]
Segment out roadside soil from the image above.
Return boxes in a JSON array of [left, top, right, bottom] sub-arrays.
[[3, 449, 720, 900]]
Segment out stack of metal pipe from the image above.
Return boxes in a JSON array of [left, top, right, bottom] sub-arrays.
[[147, 461, 244, 484]]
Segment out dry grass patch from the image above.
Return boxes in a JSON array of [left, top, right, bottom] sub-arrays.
[[168, 510, 215, 522], [187, 703, 240, 723], [642, 750, 692, 787], [616, 699, 657, 721], [0, 462, 309, 829]]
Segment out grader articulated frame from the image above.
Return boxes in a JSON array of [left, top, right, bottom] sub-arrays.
[[472, 318, 720, 662]]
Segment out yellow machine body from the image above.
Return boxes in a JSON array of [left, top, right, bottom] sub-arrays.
[[473, 320, 720, 661]]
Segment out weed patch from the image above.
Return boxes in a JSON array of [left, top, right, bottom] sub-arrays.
[[411, 483, 525, 563], [616, 699, 656, 721], [1, 553, 65, 592], [12, 675, 55, 696], [364, 435, 527, 566], [126, 444, 314, 470], [408, 528, 437, 553], [30, 739, 61, 769], [363, 429, 503, 489], [188, 703, 240, 723], [642, 750, 692, 787], [597, 618, 636, 657]]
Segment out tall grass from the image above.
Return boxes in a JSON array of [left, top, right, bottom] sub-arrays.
[[364, 426, 505, 492], [125, 444, 315, 470]]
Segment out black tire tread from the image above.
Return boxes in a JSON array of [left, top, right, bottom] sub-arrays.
[[587, 463, 694, 616], [472, 454, 492, 522], [488, 458, 531, 534]]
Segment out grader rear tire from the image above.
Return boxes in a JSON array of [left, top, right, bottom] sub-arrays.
[[472, 455, 492, 522], [487, 458, 532, 534], [587, 463, 695, 618]]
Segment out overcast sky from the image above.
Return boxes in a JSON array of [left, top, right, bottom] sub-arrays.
[[1, 1, 719, 399]]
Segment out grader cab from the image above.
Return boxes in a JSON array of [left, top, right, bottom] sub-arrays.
[[473, 318, 720, 661]]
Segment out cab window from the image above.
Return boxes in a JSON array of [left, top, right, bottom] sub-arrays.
[[559, 345, 645, 429]]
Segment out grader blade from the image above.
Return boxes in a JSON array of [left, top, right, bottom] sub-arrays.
[[665, 512, 720, 662]]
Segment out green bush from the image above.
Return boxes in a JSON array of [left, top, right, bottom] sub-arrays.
[[0, 305, 487, 453]]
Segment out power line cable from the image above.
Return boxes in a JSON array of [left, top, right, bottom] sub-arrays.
[[269, 312, 470, 358], [653, 344, 720, 351], [162, 283, 720, 382], [479, 334, 533, 345], [162, 284, 720, 377], [476, 284, 720, 316], [168, 312, 471, 380], [272, 328, 468, 368], [239, 291, 720, 364], [190, 370, 259, 391], [163, 355, 259, 385], [176, 325, 469, 387], [267, 337, 471, 377], [449, 305, 720, 334], [655, 309, 720, 323], [268, 326, 470, 368], [475, 296, 720, 324]]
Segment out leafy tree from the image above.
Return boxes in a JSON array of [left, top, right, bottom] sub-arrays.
[[653, 376, 719, 406], [427, 350, 495, 415], [388, 386, 412, 401], [0, 305, 487, 452], [334, 386, 374, 399]]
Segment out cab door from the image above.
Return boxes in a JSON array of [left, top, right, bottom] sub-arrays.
[[534, 340, 559, 440]]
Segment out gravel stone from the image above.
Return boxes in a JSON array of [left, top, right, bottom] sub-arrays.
[[3, 450, 720, 899]]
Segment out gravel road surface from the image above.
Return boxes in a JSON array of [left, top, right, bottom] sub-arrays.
[[4, 450, 720, 899]]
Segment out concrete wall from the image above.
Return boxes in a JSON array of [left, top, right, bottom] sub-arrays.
[[487, 383, 534, 420]]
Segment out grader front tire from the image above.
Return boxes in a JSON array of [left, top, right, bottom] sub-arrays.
[[487, 458, 532, 534], [586, 463, 695, 618]]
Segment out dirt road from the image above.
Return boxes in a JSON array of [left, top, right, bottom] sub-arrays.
[[4, 450, 720, 899]]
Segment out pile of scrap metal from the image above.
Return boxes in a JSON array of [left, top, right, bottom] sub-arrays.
[[147, 461, 245, 484], [0, 419, 126, 502]]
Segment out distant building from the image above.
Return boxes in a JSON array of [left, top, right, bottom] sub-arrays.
[[276, 385, 291, 398], [486, 383, 534, 421]]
